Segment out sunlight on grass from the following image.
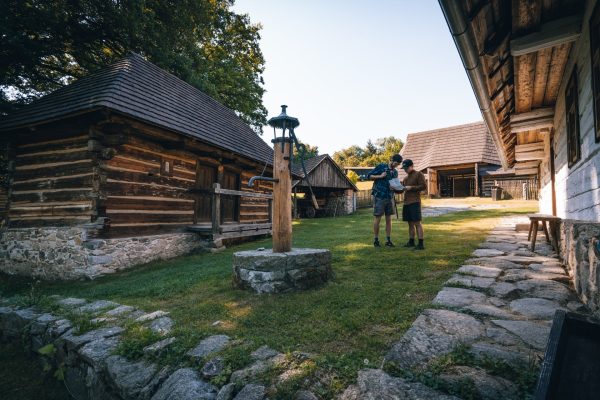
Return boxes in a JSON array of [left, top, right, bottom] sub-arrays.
[[0, 200, 538, 393]]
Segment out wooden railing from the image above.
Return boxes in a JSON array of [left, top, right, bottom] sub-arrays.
[[188, 183, 273, 238]]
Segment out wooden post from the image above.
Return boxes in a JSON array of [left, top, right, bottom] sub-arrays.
[[212, 183, 221, 235], [474, 162, 479, 197], [293, 187, 298, 219], [272, 138, 292, 252]]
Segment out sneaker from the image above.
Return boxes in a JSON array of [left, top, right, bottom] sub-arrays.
[[374, 239, 381, 247], [385, 240, 395, 247], [404, 240, 415, 248], [414, 243, 425, 250]]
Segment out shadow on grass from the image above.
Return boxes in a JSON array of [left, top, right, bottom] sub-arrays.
[[0, 206, 534, 388]]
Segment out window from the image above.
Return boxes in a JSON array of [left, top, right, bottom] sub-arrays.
[[591, 2, 600, 143], [565, 68, 581, 167], [161, 158, 174, 176]]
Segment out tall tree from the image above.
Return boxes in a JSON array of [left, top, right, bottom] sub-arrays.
[[333, 137, 403, 167], [0, 0, 267, 131]]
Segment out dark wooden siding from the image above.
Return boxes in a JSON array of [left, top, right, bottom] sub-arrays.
[[100, 135, 198, 236], [298, 159, 352, 189], [240, 171, 272, 223], [97, 123, 273, 236], [9, 134, 95, 227]]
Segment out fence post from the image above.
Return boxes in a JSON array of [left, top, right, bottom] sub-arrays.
[[212, 183, 221, 234]]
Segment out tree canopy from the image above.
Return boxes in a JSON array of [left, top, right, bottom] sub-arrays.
[[0, 0, 267, 131], [332, 136, 404, 167], [292, 140, 319, 163]]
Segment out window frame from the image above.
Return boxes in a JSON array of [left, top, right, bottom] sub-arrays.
[[565, 67, 581, 168]]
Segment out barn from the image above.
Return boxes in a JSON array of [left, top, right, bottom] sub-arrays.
[[399, 121, 510, 197], [292, 154, 357, 218], [0, 53, 275, 280]]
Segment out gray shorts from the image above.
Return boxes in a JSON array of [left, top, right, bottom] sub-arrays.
[[373, 197, 394, 216]]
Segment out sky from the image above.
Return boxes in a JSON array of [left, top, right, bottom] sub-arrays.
[[232, 0, 482, 155]]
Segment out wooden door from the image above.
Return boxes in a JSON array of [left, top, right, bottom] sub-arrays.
[[195, 164, 216, 223], [221, 171, 240, 223]]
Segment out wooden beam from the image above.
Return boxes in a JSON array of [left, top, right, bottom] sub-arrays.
[[510, 107, 554, 132], [510, 15, 582, 56]]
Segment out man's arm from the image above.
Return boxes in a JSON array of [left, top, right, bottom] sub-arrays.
[[366, 164, 386, 180], [405, 173, 427, 192], [414, 172, 427, 192]]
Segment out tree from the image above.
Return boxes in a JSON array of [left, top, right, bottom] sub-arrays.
[[292, 140, 319, 163], [333, 137, 403, 167], [346, 170, 359, 185], [0, 0, 267, 131]]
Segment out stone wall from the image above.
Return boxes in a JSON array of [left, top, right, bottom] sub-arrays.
[[559, 219, 600, 315], [0, 227, 210, 280], [344, 189, 356, 215]]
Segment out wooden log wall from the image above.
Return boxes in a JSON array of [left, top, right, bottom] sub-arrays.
[[100, 135, 198, 236], [240, 171, 272, 223], [96, 123, 273, 236], [9, 134, 95, 227]]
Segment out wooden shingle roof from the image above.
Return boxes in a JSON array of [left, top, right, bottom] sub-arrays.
[[400, 121, 501, 172], [0, 53, 273, 165], [292, 154, 358, 191]]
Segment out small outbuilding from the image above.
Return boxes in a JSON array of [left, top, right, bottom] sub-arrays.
[[0, 53, 274, 279], [292, 154, 357, 218], [400, 121, 537, 198]]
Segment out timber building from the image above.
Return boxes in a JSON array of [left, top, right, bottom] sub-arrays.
[[400, 121, 505, 197], [439, 0, 600, 312], [291, 154, 357, 218], [0, 53, 275, 279]]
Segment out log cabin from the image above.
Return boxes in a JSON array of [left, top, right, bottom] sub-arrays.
[[439, 0, 600, 312], [291, 154, 358, 218], [0, 53, 275, 280], [399, 121, 507, 197]]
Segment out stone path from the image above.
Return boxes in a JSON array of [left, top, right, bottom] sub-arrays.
[[340, 216, 589, 400], [0, 295, 320, 399]]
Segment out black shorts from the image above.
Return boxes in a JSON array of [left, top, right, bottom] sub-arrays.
[[402, 202, 422, 222], [373, 197, 394, 216]]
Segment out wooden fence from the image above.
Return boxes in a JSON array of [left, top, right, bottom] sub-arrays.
[[482, 176, 539, 200], [356, 190, 403, 209]]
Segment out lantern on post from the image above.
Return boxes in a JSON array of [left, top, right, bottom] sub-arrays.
[[234, 105, 332, 294], [267, 105, 298, 252], [248, 105, 317, 253]]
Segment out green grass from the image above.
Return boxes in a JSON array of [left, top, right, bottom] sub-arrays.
[[0, 202, 537, 394]]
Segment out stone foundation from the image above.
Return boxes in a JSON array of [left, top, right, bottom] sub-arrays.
[[0, 227, 210, 280], [559, 220, 600, 315], [232, 248, 333, 293]]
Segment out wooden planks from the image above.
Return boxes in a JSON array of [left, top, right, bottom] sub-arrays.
[[510, 14, 582, 56], [515, 141, 546, 161], [9, 134, 94, 227], [103, 135, 196, 231]]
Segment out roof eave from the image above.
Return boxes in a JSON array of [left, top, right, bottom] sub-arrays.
[[438, 0, 510, 169]]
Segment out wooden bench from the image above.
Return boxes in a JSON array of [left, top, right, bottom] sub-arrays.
[[528, 214, 561, 253]]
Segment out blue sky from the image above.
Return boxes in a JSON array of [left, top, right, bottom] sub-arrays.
[[232, 0, 482, 154]]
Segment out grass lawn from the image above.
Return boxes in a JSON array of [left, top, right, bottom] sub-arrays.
[[0, 200, 538, 396]]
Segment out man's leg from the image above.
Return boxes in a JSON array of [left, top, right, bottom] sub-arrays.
[[373, 215, 382, 247], [404, 222, 415, 247], [414, 221, 425, 250], [384, 214, 394, 246], [415, 222, 424, 239]]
